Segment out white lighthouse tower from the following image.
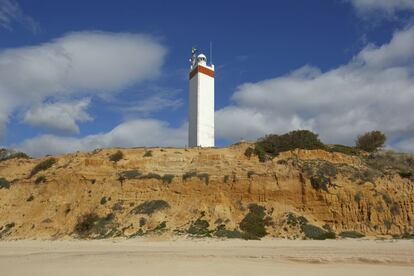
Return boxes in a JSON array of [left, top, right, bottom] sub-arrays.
[[188, 48, 215, 147]]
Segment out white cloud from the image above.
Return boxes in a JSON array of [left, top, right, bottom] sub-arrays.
[[216, 25, 414, 151], [123, 95, 183, 115], [347, 0, 414, 18], [15, 119, 187, 157], [23, 98, 92, 134], [118, 87, 183, 116], [0, 31, 167, 136], [0, 0, 39, 33]]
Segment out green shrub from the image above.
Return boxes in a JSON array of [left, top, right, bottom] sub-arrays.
[[182, 171, 209, 184], [239, 204, 268, 240], [254, 144, 268, 162], [139, 173, 162, 180], [130, 200, 170, 215], [354, 191, 363, 203], [151, 221, 167, 232], [119, 171, 173, 184], [112, 202, 124, 212], [322, 224, 334, 232], [356, 131, 386, 152], [223, 175, 229, 183], [286, 213, 308, 227], [254, 130, 326, 162], [182, 171, 197, 181], [109, 150, 123, 162], [302, 224, 336, 240], [129, 228, 145, 238], [74, 213, 118, 239], [339, 231, 365, 238], [349, 168, 380, 184], [143, 150, 153, 157], [100, 197, 108, 205], [162, 174, 175, 184], [119, 170, 142, 180], [214, 225, 243, 239], [35, 175, 46, 184], [396, 232, 414, 239], [74, 213, 100, 235], [310, 175, 331, 192], [30, 158, 56, 177], [0, 152, 30, 162], [26, 194, 34, 202], [364, 151, 414, 178], [301, 160, 337, 178], [0, 177, 10, 189], [0, 222, 15, 238], [188, 218, 211, 236], [244, 147, 255, 158], [399, 171, 413, 179]]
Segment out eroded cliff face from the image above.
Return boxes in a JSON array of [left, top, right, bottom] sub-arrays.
[[0, 143, 413, 240]]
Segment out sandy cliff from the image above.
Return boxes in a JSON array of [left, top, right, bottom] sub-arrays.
[[0, 143, 413, 240]]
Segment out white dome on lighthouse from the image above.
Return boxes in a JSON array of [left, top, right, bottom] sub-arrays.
[[197, 53, 207, 65]]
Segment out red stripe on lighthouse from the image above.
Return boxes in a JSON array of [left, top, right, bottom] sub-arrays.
[[189, 65, 215, 79]]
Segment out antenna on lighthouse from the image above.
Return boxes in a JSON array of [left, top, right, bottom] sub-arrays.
[[210, 41, 213, 65]]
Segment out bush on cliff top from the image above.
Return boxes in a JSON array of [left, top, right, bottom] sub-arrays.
[[0, 151, 30, 162], [247, 130, 327, 162], [256, 130, 326, 158], [356, 131, 386, 152], [246, 129, 390, 162]]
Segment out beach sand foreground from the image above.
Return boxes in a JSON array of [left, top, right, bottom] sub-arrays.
[[0, 239, 413, 276]]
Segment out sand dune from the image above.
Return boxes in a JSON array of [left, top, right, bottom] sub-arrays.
[[0, 239, 413, 276]]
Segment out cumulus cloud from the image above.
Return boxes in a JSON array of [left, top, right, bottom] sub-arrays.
[[16, 119, 187, 157], [23, 98, 92, 134], [123, 95, 183, 115], [119, 87, 183, 116], [0, 0, 39, 33], [0, 31, 167, 136], [216, 25, 414, 151], [347, 0, 414, 18]]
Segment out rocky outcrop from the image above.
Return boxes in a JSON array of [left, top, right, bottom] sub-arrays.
[[0, 143, 413, 240]]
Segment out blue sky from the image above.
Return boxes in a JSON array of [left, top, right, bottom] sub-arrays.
[[1, 0, 414, 156]]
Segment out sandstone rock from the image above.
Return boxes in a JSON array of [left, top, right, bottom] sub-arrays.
[[0, 146, 413, 240]]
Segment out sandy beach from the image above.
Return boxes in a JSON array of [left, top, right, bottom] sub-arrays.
[[0, 239, 413, 276]]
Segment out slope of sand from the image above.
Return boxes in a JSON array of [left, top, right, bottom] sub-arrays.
[[0, 239, 413, 276]]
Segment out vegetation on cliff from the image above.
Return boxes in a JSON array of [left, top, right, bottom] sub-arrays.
[[245, 129, 387, 162]]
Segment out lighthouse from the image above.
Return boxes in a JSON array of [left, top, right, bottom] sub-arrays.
[[188, 48, 215, 147]]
